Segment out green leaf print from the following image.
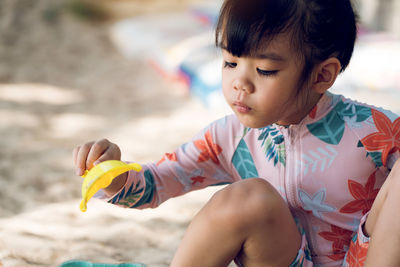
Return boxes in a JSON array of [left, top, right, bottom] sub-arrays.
[[307, 106, 345, 145], [367, 152, 383, 167], [131, 170, 155, 208], [357, 140, 383, 167], [258, 126, 286, 166], [118, 193, 142, 207], [232, 139, 259, 179], [354, 105, 372, 122], [110, 179, 143, 207], [242, 127, 251, 138], [338, 101, 372, 122]]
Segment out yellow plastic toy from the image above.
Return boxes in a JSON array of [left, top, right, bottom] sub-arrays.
[[80, 160, 142, 212]]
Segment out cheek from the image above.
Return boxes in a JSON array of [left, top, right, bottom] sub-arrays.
[[221, 72, 231, 93], [221, 69, 229, 83], [222, 84, 231, 102], [256, 79, 295, 107], [274, 74, 299, 97]]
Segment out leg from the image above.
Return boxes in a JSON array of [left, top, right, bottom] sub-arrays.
[[364, 160, 400, 266], [170, 178, 302, 267]]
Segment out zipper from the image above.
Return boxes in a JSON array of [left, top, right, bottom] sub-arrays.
[[281, 125, 298, 208]]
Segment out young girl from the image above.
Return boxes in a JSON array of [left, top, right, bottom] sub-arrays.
[[73, 0, 400, 266]]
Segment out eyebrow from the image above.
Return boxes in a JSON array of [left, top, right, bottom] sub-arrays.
[[253, 52, 286, 61], [220, 45, 286, 61]]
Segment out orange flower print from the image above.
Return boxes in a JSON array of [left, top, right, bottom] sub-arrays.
[[361, 109, 400, 166], [340, 171, 379, 215], [157, 152, 178, 166], [194, 130, 222, 164], [319, 225, 353, 261], [345, 236, 368, 267]]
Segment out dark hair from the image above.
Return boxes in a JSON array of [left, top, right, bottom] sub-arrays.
[[215, 0, 358, 87]]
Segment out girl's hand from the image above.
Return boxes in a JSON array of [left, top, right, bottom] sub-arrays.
[[73, 139, 121, 176], [73, 139, 128, 197]]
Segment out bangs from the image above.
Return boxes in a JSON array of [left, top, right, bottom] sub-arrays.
[[216, 0, 300, 57]]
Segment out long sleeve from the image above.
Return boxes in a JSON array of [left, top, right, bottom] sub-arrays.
[[107, 115, 244, 209]]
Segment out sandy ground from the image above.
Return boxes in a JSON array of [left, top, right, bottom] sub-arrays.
[[0, 1, 399, 267], [0, 1, 228, 266]]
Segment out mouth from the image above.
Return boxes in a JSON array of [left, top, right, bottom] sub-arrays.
[[233, 101, 252, 113]]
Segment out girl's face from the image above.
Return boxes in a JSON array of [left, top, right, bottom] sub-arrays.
[[221, 33, 321, 128]]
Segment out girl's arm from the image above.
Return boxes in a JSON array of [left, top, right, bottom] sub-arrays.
[[106, 116, 242, 209]]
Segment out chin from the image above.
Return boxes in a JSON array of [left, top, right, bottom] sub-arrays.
[[233, 111, 274, 129], [239, 119, 270, 129]]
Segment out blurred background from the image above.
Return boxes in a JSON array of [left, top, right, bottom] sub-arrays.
[[0, 0, 399, 266]]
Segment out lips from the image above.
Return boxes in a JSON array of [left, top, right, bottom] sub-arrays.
[[233, 101, 251, 113]]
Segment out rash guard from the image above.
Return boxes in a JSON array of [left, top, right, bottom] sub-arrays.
[[106, 92, 400, 266]]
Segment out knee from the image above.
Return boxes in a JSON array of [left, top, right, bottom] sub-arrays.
[[205, 178, 287, 230]]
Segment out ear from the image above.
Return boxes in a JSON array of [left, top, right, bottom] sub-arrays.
[[311, 57, 341, 94]]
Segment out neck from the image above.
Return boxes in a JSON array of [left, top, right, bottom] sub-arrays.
[[276, 92, 323, 126]]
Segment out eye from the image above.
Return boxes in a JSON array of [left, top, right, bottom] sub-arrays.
[[257, 68, 278, 77], [224, 61, 237, 68]]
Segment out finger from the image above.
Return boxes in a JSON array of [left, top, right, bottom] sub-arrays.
[[86, 139, 110, 168], [95, 144, 121, 165], [72, 146, 79, 167], [76, 141, 94, 176]]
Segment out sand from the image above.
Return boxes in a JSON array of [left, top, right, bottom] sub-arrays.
[[0, 0, 228, 266]]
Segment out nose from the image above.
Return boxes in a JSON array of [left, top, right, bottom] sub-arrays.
[[233, 77, 254, 94]]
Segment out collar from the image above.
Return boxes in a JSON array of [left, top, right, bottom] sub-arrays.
[[273, 92, 340, 132]]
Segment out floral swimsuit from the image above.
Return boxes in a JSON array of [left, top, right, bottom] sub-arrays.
[[104, 92, 400, 266]]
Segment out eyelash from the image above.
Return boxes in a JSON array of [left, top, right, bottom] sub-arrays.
[[223, 61, 278, 77], [256, 68, 278, 77], [224, 61, 236, 68]]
